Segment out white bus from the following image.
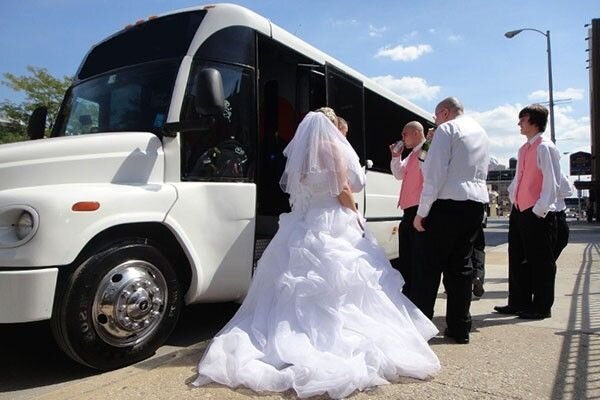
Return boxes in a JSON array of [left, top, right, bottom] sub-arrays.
[[0, 4, 434, 369]]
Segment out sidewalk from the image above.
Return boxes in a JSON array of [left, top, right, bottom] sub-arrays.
[[35, 222, 600, 400]]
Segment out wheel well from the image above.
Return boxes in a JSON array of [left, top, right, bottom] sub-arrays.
[[73, 222, 192, 293]]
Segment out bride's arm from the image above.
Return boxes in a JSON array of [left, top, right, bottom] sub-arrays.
[[337, 183, 358, 212], [330, 143, 358, 212]]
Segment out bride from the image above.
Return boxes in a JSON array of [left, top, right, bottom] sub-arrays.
[[193, 110, 440, 399]]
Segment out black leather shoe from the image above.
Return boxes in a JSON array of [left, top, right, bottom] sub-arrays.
[[493, 305, 522, 315], [444, 328, 470, 344], [472, 277, 485, 297], [519, 311, 551, 320]]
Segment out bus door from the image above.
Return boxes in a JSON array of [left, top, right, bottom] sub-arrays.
[[325, 64, 366, 213], [176, 60, 257, 301]]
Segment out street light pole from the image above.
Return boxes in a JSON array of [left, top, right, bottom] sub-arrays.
[[546, 30, 556, 145], [505, 28, 556, 144]]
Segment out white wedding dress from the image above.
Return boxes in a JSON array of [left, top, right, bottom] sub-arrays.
[[193, 171, 441, 399]]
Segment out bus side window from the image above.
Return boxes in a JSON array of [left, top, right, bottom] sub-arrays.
[[181, 62, 255, 181]]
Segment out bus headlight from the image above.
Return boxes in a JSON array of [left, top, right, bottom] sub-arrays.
[[0, 206, 39, 248], [16, 211, 35, 240]]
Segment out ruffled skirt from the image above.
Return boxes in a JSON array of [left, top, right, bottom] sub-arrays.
[[193, 197, 440, 398]]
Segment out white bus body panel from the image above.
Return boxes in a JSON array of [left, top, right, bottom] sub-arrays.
[[0, 184, 176, 267], [364, 171, 402, 259], [365, 171, 401, 218], [0, 183, 177, 268], [0, 132, 175, 267], [167, 182, 256, 304], [0, 131, 165, 191], [0, 268, 58, 322]]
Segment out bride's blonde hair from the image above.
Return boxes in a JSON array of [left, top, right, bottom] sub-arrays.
[[316, 107, 339, 128]]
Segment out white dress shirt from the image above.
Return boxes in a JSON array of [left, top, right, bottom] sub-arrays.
[[417, 115, 490, 218], [390, 141, 424, 180], [553, 174, 574, 212], [507, 133, 562, 217]]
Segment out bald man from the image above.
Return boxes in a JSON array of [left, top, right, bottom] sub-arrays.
[[390, 121, 426, 300], [413, 97, 490, 344]]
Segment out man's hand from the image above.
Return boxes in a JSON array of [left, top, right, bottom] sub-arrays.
[[389, 143, 403, 158], [426, 128, 435, 141], [413, 215, 426, 232]]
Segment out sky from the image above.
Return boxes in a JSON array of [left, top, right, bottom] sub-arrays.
[[0, 0, 597, 178]]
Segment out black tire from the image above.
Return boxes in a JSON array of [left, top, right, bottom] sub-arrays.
[[51, 238, 182, 370]]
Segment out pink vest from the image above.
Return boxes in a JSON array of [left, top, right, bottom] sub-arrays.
[[399, 150, 424, 209], [515, 136, 543, 211]]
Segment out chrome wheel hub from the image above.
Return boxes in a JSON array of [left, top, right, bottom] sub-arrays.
[[92, 260, 167, 347]]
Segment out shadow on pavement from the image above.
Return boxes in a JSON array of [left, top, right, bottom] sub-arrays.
[[0, 302, 238, 393], [165, 302, 239, 348], [0, 321, 95, 393], [551, 242, 600, 399]]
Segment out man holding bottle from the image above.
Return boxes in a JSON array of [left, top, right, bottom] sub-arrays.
[[390, 121, 427, 300]]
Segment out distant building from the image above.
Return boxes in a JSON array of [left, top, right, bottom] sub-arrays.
[[487, 169, 515, 215], [577, 18, 600, 221], [488, 157, 506, 171]]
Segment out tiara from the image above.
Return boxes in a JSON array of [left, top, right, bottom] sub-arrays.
[[316, 107, 337, 125]]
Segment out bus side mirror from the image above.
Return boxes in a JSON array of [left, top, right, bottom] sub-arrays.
[[162, 68, 225, 137], [195, 68, 225, 116], [27, 106, 47, 140]]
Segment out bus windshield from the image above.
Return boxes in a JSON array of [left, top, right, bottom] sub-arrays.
[[52, 9, 207, 137], [53, 60, 179, 137]]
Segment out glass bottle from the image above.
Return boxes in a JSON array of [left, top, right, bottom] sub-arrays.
[[418, 140, 431, 162], [392, 140, 403, 153]]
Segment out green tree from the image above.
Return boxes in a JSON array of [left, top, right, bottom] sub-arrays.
[[0, 66, 72, 144]]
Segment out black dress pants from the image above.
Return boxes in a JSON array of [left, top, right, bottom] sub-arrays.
[[413, 199, 484, 337], [553, 210, 569, 260], [472, 226, 486, 283], [508, 206, 557, 313], [397, 206, 425, 301]]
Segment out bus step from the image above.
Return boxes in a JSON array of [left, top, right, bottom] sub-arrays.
[[254, 238, 271, 262]]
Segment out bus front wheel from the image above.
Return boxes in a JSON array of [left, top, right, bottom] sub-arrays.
[[51, 239, 182, 370]]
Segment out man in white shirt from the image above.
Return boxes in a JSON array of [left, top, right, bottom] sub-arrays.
[[494, 104, 561, 320], [390, 121, 426, 300], [413, 97, 490, 344]]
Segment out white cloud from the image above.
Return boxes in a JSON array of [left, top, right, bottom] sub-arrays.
[[368, 24, 387, 37], [428, 28, 437, 34], [554, 106, 590, 143], [402, 30, 419, 42], [528, 87, 585, 101], [375, 44, 432, 61], [556, 88, 585, 100], [468, 104, 524, 165], [371, 75, 441, 100], [468, 103, 590, 168], [448, 34, 463, 42]]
